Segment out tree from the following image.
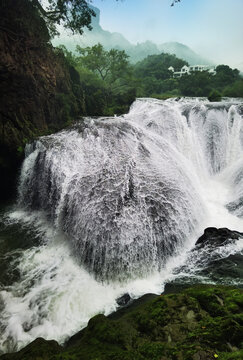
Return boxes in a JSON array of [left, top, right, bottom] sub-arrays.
[[135, 53, 188, 81], [223, 80, 243, 97], [56, 45, 78, 66], [75, 43, 136, 111], [58, 44, 137, 115], [31, 1, 179, 37], [214, 65, 240, 89], [208, 89, 222, 102], [76, 43, 130, 85], [31, 0, 96, 36], [78, 68, 108, 115], [179, 71, 212, 97], [171, 0, 181, 6]]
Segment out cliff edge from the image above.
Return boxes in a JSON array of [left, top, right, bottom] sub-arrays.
[[0, 0, 83, 200]]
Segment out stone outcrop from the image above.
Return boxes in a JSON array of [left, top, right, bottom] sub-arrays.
[[1, 285, 242, 360], [195, 227, 243, 247], [0, 0, 83, 200]]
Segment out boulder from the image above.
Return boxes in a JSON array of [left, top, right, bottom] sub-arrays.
[[195, 227, 243, 247], [116, 293, 131, 306]]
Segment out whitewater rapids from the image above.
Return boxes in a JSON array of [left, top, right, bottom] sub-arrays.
[[0, 97, 243, 353]]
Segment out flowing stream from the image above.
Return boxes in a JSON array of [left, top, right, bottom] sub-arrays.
[[0, 97, 243, 353]]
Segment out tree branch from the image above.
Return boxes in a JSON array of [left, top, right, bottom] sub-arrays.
[[31, 0, 49, 16], [32, 0, 62, 20]]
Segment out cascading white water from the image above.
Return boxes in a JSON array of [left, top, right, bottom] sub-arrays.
[[1, 97, 243, 353], [18, 100, 207, 280]]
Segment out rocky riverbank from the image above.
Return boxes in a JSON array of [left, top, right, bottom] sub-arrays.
[[0, 227, 243, 360], [1, 285, 242, 360]]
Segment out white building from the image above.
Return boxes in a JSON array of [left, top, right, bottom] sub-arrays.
[[169, 64, 216, 78]]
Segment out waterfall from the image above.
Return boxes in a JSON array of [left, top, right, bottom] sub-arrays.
[[1, 97, 243, 353], [17, 98, 243, 280]]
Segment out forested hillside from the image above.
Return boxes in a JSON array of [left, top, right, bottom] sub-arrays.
[[59, 44, 243, 101]]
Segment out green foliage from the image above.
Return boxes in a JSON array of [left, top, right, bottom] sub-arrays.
[[160, 78, 180, 93], [55, 92, 78, 125], [135, 55, 242, 98], [55, 45, 78, 67], [219, 350, 243, 359], [76, 43, 130, 84], [78, 67, 107, 115], [179, 71, 212, 96], [56, 42, 243, 118], [208, 89, 222, 102], [135, 53, 187, 81], [58, 44, 136, 116], [223, 80, 243, 97], [214, 65, 240, 88], [58, 42, 243, 117], [25, 1, 180, 38], [17, 146, 24, 155], [31, 0, 96, 37]]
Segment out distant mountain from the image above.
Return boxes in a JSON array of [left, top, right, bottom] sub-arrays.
[[158, 42, 212, 66], [53, 6, 212, 65], [76, 6, 132, 50], [52, 6, 133, 54]]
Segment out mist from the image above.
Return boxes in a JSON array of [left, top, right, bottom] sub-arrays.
[[87, 0, 243, 69]]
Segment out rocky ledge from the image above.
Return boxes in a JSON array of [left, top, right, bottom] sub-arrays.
[[195, 227, 243, 247], [1, 285, 243, 360]]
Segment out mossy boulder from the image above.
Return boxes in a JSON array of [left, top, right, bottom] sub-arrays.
[[1, 285, 243, 360], [0, 338, 62, 360]]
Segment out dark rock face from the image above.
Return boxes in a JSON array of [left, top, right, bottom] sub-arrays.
[[116, 293, 131, 306], [0, 0, 83, 200], [195, 227, 243, 247], [199, 253, 243, 284], [164, 227, 243, 289]]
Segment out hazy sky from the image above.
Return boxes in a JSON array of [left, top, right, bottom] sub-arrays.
[[91, 0, 243, 68]]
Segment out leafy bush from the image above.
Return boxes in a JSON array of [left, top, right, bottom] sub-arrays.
[[208, 89, 222, 102]]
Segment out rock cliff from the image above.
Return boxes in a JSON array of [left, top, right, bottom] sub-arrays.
[[0, 0, 83, 200]]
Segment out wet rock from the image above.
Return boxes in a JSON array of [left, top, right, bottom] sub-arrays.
[[108, 293, 157, 320], [1, 286, 243, 360], [195, 227, 243, 247], [116, 293, 131, 306], [199, 253, 243, 283]]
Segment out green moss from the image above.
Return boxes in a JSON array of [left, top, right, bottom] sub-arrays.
[[0, 338, 62, 360], [219, 350, 243, 360], [17, 146, 24, 154], [1, 285, 242, 360]]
